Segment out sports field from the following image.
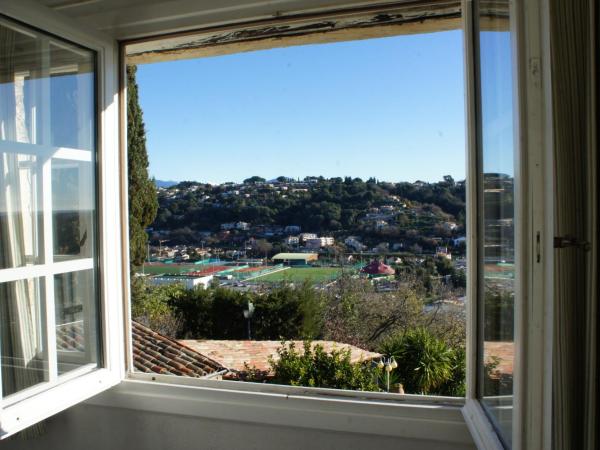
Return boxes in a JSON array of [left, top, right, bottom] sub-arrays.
[[483, 263, 515, 279], [137, 264, 200, 275], [251, 266, 346, 283]]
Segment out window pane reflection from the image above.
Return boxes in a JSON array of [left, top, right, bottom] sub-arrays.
[[0, 277, 48, 397], [0, 16, 99, 398], [478, 0, 515, 445], [55, 270, 99, 375], [52, 159, 95, 261], [0, 152, 43, 269]]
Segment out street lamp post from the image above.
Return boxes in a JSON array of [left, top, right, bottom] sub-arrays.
[[377, 356, 398, 392], [243, 301, 255, 340]]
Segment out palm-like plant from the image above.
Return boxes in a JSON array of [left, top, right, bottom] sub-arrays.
[[379, 328, 455, 394]]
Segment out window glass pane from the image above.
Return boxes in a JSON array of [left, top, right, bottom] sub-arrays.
[[52, 159, 95, 261], [49, 43, 95, 151], [478, 0, 515, 445], [0, 152, 43, 268], [55, 270, 99, 375], [0, 277, 48, 397], [0, 16, 99, 398]]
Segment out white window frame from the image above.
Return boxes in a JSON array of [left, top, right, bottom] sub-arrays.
[[117, 3, 552, 450], [0, 0, 555, 448], [0, 0, 124, 439], [462, 0, 553, 449], [114, 2, 554, 448]]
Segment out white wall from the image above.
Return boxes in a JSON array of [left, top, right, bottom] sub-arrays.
[[5, 403, 474, 450]]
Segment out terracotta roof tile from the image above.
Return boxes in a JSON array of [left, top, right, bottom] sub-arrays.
[[180, 340, 381, 374], [483, 341, 514, 376], [56, 322, 86, 352], [57, 320, 225, 378], [132, 321, 225, 377]]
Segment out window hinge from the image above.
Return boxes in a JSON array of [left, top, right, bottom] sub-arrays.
[[553, 235, 591, 251]]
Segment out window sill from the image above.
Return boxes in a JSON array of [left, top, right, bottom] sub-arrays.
[[85, 377, 473, 446]]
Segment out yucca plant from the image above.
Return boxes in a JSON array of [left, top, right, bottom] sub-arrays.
[[379, 328, 455, 394]]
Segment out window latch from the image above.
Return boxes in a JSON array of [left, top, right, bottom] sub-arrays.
[[553, 235, 591, 251]]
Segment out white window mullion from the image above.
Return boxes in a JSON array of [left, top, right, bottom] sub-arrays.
[[39, 35, 58, 383], [0, 141, 93, 162], [42, 157, 58, 383]]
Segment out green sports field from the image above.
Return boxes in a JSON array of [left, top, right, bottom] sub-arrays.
[[136, 264, 198, 275], [251, 267, 347, 283]]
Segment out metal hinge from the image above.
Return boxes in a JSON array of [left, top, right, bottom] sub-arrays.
[[553, 236, 591, 251]]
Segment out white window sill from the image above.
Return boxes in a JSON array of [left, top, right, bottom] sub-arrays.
[[85, 377, 473, 446]]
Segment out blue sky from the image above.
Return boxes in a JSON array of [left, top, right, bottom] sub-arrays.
[[480, 31, 514, 177], [137, 30, 468, 184]]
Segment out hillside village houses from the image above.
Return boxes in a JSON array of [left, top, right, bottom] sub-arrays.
[[150, 178, 466, 262], [345, 236, 366, 252], [436, 246, 452, 260], [299, 232, 318, 242], [305, 237, 335, 249], [284, 225, 301, 234], [221, 221, 250, 231], [284, 236, 300, 246]]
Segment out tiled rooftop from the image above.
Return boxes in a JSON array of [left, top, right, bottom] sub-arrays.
[[180, 340, 381, 374], [483, 341, 514, 376], [132, 321, 226, 377], [57, 322, 380, 379], [56, 321, 85, 352]]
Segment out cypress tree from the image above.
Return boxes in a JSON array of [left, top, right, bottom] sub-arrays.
[[127, 65, 158, 268]]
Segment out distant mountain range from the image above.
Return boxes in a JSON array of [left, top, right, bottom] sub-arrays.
[[154, 179, 179, 188]]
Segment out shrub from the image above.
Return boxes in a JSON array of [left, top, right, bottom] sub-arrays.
[[269, 341, 380, 391], [130, 276, 183, 337], [437, 346, 466, 397], [168, 284, 324, 340], [379, 328, 460, 395]]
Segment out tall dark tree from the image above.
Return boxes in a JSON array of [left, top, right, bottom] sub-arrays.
[[127, 65, 157, 267]]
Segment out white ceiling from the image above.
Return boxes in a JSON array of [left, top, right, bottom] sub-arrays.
[[36, 0, 411, 41]]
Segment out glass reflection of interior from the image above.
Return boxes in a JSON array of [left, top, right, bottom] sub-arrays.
[[0, 278, 48, 397], [478, 0, 515, 446], [52, 159, 95, 261], [0, 17, 99, 399], [55, 270, 98, 375]]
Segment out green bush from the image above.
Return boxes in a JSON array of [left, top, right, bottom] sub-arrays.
[[130, 276, 184, 337], [379, 328, 463, 395], [437, 346, 466, 397], [269, 341, 380, 391], [166, 283, 324, 340]]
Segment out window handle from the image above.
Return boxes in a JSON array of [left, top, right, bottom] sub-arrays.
[[554, 236, 591, 251]]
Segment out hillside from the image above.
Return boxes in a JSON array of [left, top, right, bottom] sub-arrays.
[[150, 176, 471, 252]]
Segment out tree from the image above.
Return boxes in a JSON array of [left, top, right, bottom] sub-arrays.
[[130, 277, 183, 337], [127, 65, 158, 267], [443, 175, 455, 187], [243, 176, 266, 184], [254, 239, 273, 258]]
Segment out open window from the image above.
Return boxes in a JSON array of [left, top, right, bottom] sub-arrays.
[[122, 0, 470, 403], [0, 9, 123, 439], [0, 0, 569, 448], [117, 1, 532, 447]]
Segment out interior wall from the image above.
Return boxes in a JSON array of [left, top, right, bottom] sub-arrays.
[[4, 403, 475, 450]]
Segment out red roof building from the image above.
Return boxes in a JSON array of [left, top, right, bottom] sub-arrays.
[[360, 259, 395, 276]]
